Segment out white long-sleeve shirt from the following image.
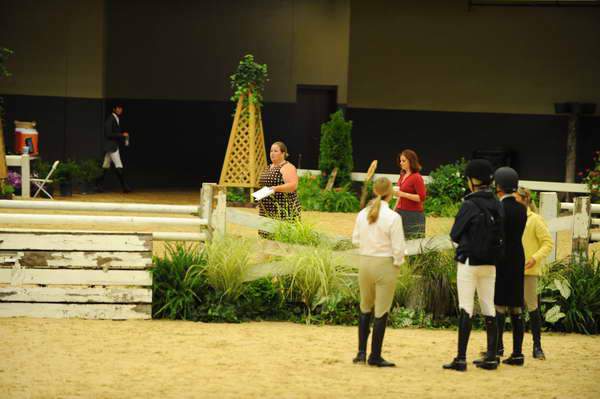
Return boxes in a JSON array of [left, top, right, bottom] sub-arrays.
[[352, 201, 406, 266]]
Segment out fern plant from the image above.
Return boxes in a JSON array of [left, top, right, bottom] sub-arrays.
[[151, 242, 206, 320]]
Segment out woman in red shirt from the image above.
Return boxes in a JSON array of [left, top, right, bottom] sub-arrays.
[[394, 149, 427, 239]]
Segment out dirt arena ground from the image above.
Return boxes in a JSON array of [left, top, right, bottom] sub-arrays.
[[1, 191, 599, 398], [1, 319, 599, 399]]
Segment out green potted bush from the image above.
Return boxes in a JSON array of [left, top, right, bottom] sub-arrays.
[[54, 160, 79, 196], [0, 179, 15, 199], [77, 159, 102, 194], [319, 110, 354, 188]]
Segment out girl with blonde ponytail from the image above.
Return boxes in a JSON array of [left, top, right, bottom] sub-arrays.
[[367, 178, 391, 224], [351, 177, 406, 368]]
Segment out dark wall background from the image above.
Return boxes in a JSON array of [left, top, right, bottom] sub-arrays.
[[345, 0, 600, 180], [346, 107, 599, 180], [1, 96, 304, 187], [2, 0, 599, 188], [4, 95, 595, 186], [2, 95, 104, 162]]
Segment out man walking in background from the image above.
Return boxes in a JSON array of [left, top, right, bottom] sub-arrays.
[[99, 103, 131, 193]]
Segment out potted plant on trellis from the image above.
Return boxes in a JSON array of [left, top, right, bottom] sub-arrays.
[[219, 54, 269, 202]]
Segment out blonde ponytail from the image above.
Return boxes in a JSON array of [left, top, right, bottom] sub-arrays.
[[368, 196, 382, 224], [367, 177, 393, 224]]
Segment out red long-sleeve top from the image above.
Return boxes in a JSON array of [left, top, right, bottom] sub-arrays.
[[396, 172, 427, 212]]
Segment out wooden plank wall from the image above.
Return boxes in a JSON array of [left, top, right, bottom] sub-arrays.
[[0, 230, 153, 320]]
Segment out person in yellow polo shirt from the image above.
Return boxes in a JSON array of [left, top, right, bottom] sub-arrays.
[[515, 187, 553, 360]]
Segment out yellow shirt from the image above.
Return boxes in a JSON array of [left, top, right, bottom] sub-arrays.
[[522, 208, 554, 276]]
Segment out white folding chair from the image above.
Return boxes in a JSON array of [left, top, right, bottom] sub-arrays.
[[32, 160, 60, 199]]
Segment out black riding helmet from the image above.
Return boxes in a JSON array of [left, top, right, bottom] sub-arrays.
[[494, 166, 519, 193], [465, 159, 494, 185]]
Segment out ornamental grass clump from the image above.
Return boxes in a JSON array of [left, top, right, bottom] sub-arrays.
[[407, 248, 458, 321], [204, 235, 253, 301], [284, 247, 351, 323], [272, 218, 322, 247]]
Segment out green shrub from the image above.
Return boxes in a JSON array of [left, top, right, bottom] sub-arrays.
[[389, 306, 434, 329], [297, 173, 360, 213], [0, 180, 15, 196], [319, 110, 353, 188], [54, 160, 80, 185], [226, 187, 248, 203], [309, 290, 360, 325], [32, 159, 52, 179], [152, 242, 290, 323], [151, 242, 206, 320], [77, 159, 103, 184], [320, 187, 360, 212], [199, 276, 289, 323], [297, 173, 324, 210], [424, 159, 467, 216], [272, 218, 322, 247], [540, 256, 600, 334], [235, 277, 290, 320]]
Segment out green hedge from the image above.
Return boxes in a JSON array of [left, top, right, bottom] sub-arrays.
[[152, 234, 600, 335]]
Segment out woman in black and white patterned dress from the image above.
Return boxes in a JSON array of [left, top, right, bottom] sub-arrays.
[[258, 141, 301, 238]]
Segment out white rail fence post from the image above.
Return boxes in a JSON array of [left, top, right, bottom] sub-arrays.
[[200, 183, 215, 242], [212, 185, 227, 237], [572, 196, 591, 262], [539, 192, 559, 263]]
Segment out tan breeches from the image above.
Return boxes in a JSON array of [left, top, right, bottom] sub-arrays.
[[358, 256, 399, 318], [524, 275, 539, 311]]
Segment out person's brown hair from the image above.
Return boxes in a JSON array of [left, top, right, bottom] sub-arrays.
[[396, 149, 422, 173], [367, 177, 393, 224], [272, 141, 288, 159], [517, 186, 538, 213]]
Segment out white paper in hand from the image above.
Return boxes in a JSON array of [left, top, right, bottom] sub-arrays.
[[252, 187, 274, 201]]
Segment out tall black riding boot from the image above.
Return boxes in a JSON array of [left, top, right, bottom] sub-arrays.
[[530, 309, 546, 360], [353, 312, 372, 364], [115, 168, 131, 193], [474, 316, 499, 370], [496, 311, 506, 356], [96, 168, 108, 193], [503, 313, 525, 366], [443, 309, 471, 371], [367, 313, 395, 367]]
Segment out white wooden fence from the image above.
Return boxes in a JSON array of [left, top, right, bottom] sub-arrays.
[[0, 183, 225, 319], [0, 182, 226, 241], [0, 230, 153, 319], [297, 168, 591, 194], [0, 181, 596, 319]]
